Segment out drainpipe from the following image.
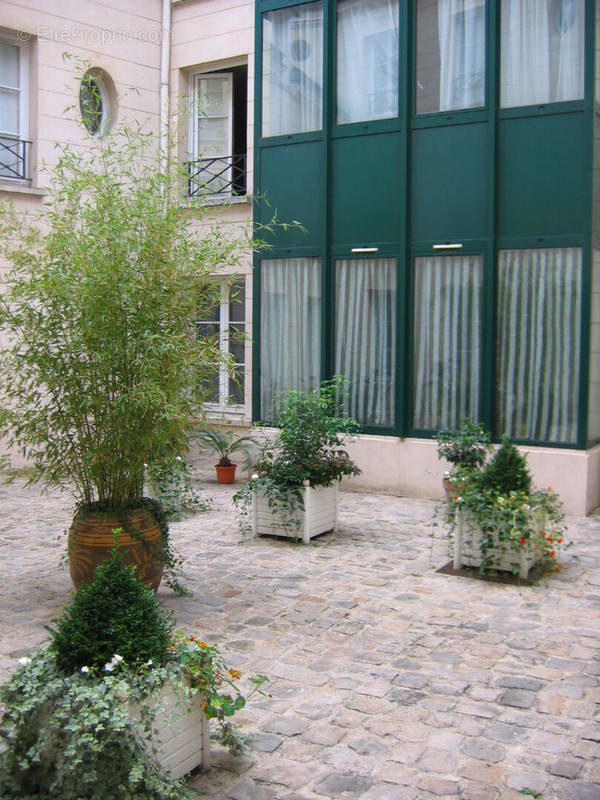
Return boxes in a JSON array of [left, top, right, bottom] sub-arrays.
[[159, 0, 171, 171]]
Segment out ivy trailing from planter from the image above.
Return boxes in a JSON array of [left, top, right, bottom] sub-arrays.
[[435, 431, 569, 576], [234, 376, 361, 537]]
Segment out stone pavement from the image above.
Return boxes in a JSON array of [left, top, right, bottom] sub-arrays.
[[0, 465, 599, 800]]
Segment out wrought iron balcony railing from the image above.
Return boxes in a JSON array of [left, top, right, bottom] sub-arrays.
[[187, 154, 246, 199], [0, 137, 31, 181]]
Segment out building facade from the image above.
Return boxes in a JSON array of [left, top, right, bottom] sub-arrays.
[[1, 0, 599, 513]]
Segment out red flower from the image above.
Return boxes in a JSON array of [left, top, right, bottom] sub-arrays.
[[557, 538, 563, 544], [549, 551, 556, 558], [519, 537, 526, 546]]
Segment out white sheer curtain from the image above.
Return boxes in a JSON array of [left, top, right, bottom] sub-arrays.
[[500, 0, 584, 107], [438, 0, 486, 111], [262, 2, 323, 137], [260, 258, 321, 420], [496, 248, 581, 443], [336, 0, 399, 124], [413, 255, 482, 430], [335, 259, 396, 426]]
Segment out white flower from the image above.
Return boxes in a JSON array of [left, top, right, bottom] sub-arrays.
[[146, 659, 153, 667], [144, 463, 148, 468], [176, 456, 182, 462], [80, 666, 90, 674], [104, 662, 114, 672], [17, 657, 32, 667], [111, 654, 124, 664], [252, 473, 259, 480]]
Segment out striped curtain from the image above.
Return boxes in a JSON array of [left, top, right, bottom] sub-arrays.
[[335, 258, 396, 426], [496, 247, 581, 443], [259, 257, 321, 421], [413, 255, 482, 429]]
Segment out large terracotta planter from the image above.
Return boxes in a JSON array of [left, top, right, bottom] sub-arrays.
[[68, 506, 164, 591], [252, 483, 338, 544], [215, 463, 237, 484]]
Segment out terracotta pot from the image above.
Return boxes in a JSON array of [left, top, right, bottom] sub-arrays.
[[68, 506, 164, 592], [442, 478, 457, 497], [215, 464, 237, 484]]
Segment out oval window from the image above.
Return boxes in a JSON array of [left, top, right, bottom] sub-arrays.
[[79, 69, 116, 136]]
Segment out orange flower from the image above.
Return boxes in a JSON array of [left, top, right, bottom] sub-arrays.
[[557, 538, 562, 544], [229, 668, 242, 680], [198, 641, 209, 648], [453, 495, 459, 501], [550, 550, 556, 558], [189, 634, 195, 641], [539, 531, 546, 538]]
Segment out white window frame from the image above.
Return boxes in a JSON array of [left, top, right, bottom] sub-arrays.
[[198, 279, 247, 414], [189, 71, 234, 197], [0, 33, 29, 182]]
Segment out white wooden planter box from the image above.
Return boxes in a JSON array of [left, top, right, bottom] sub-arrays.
[[454, 508, 541, 579], [253, 483, 338, 543], [142, 683, 210, 778]]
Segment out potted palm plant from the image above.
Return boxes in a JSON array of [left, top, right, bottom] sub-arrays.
[[0, 115, 246, 591], [193, 424, 258, 484], [234, 377, 361, 543]]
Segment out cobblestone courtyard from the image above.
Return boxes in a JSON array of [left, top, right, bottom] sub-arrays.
[[1, 467, 599, 800]]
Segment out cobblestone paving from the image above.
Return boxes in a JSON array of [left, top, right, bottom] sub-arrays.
[[1, 466, 599, 800]]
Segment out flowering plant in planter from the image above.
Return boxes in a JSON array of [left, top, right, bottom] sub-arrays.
[[234, 376, 361, 537], [436, 429, 568, 576], [0, 547, 267, 800]]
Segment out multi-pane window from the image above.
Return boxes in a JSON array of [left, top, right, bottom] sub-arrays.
[[197, 280, 247, 409], [496, 248, 581, 443], [0, 37, 28, 180], [335, 258, 396, 425], [500, 0, 584, 107], [260, 258, 321, 419], [415, 0, 486, 115], [262, 1, 324, 136], [189, 66, 247, 197], [412, 255, 483, 430], [336, 0, 399, 124]]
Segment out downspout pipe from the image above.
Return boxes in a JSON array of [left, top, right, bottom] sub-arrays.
[[159, 0, 171, 171]]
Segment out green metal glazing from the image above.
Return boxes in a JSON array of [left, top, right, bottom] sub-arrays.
[[254, 0, 596, 448]]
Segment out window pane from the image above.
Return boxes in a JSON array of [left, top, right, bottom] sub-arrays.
[[228, 324, 245, 364], [413, 255, 482, 429], [416, 0, 486, 115], [496, 248, 581, 443], [0, 88, 18, 135], [229, 369, 245, 405], [0, 43, 19, 88], [500, 0, 584, 107], [336, 0, 399, 124], [260, 257, 321, 419], [262, 2, 323, 137], [229, 280, 245, 323], [335, 258, 396, 426]]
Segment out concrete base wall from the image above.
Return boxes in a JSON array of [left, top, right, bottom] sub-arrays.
[[341, 435, 600, 518]]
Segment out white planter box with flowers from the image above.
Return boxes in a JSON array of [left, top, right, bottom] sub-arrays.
[[453, 508, 543, 579], [252, 482, 339, 543], [148, 682, 210, 778]]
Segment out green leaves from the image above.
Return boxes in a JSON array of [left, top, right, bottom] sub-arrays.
[[0, 118, 246, 508]]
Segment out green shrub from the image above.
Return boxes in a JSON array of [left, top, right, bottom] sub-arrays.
[[478, 436, 532, 496], [47, 544, 173, 674]]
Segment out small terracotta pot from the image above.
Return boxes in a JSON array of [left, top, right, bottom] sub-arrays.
[[442, 478, 457, 497], [215, 464, 237, 484]]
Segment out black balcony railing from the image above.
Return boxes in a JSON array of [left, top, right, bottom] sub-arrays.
[[187, 154, 246, 198], [0, 137, 31, 181]]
